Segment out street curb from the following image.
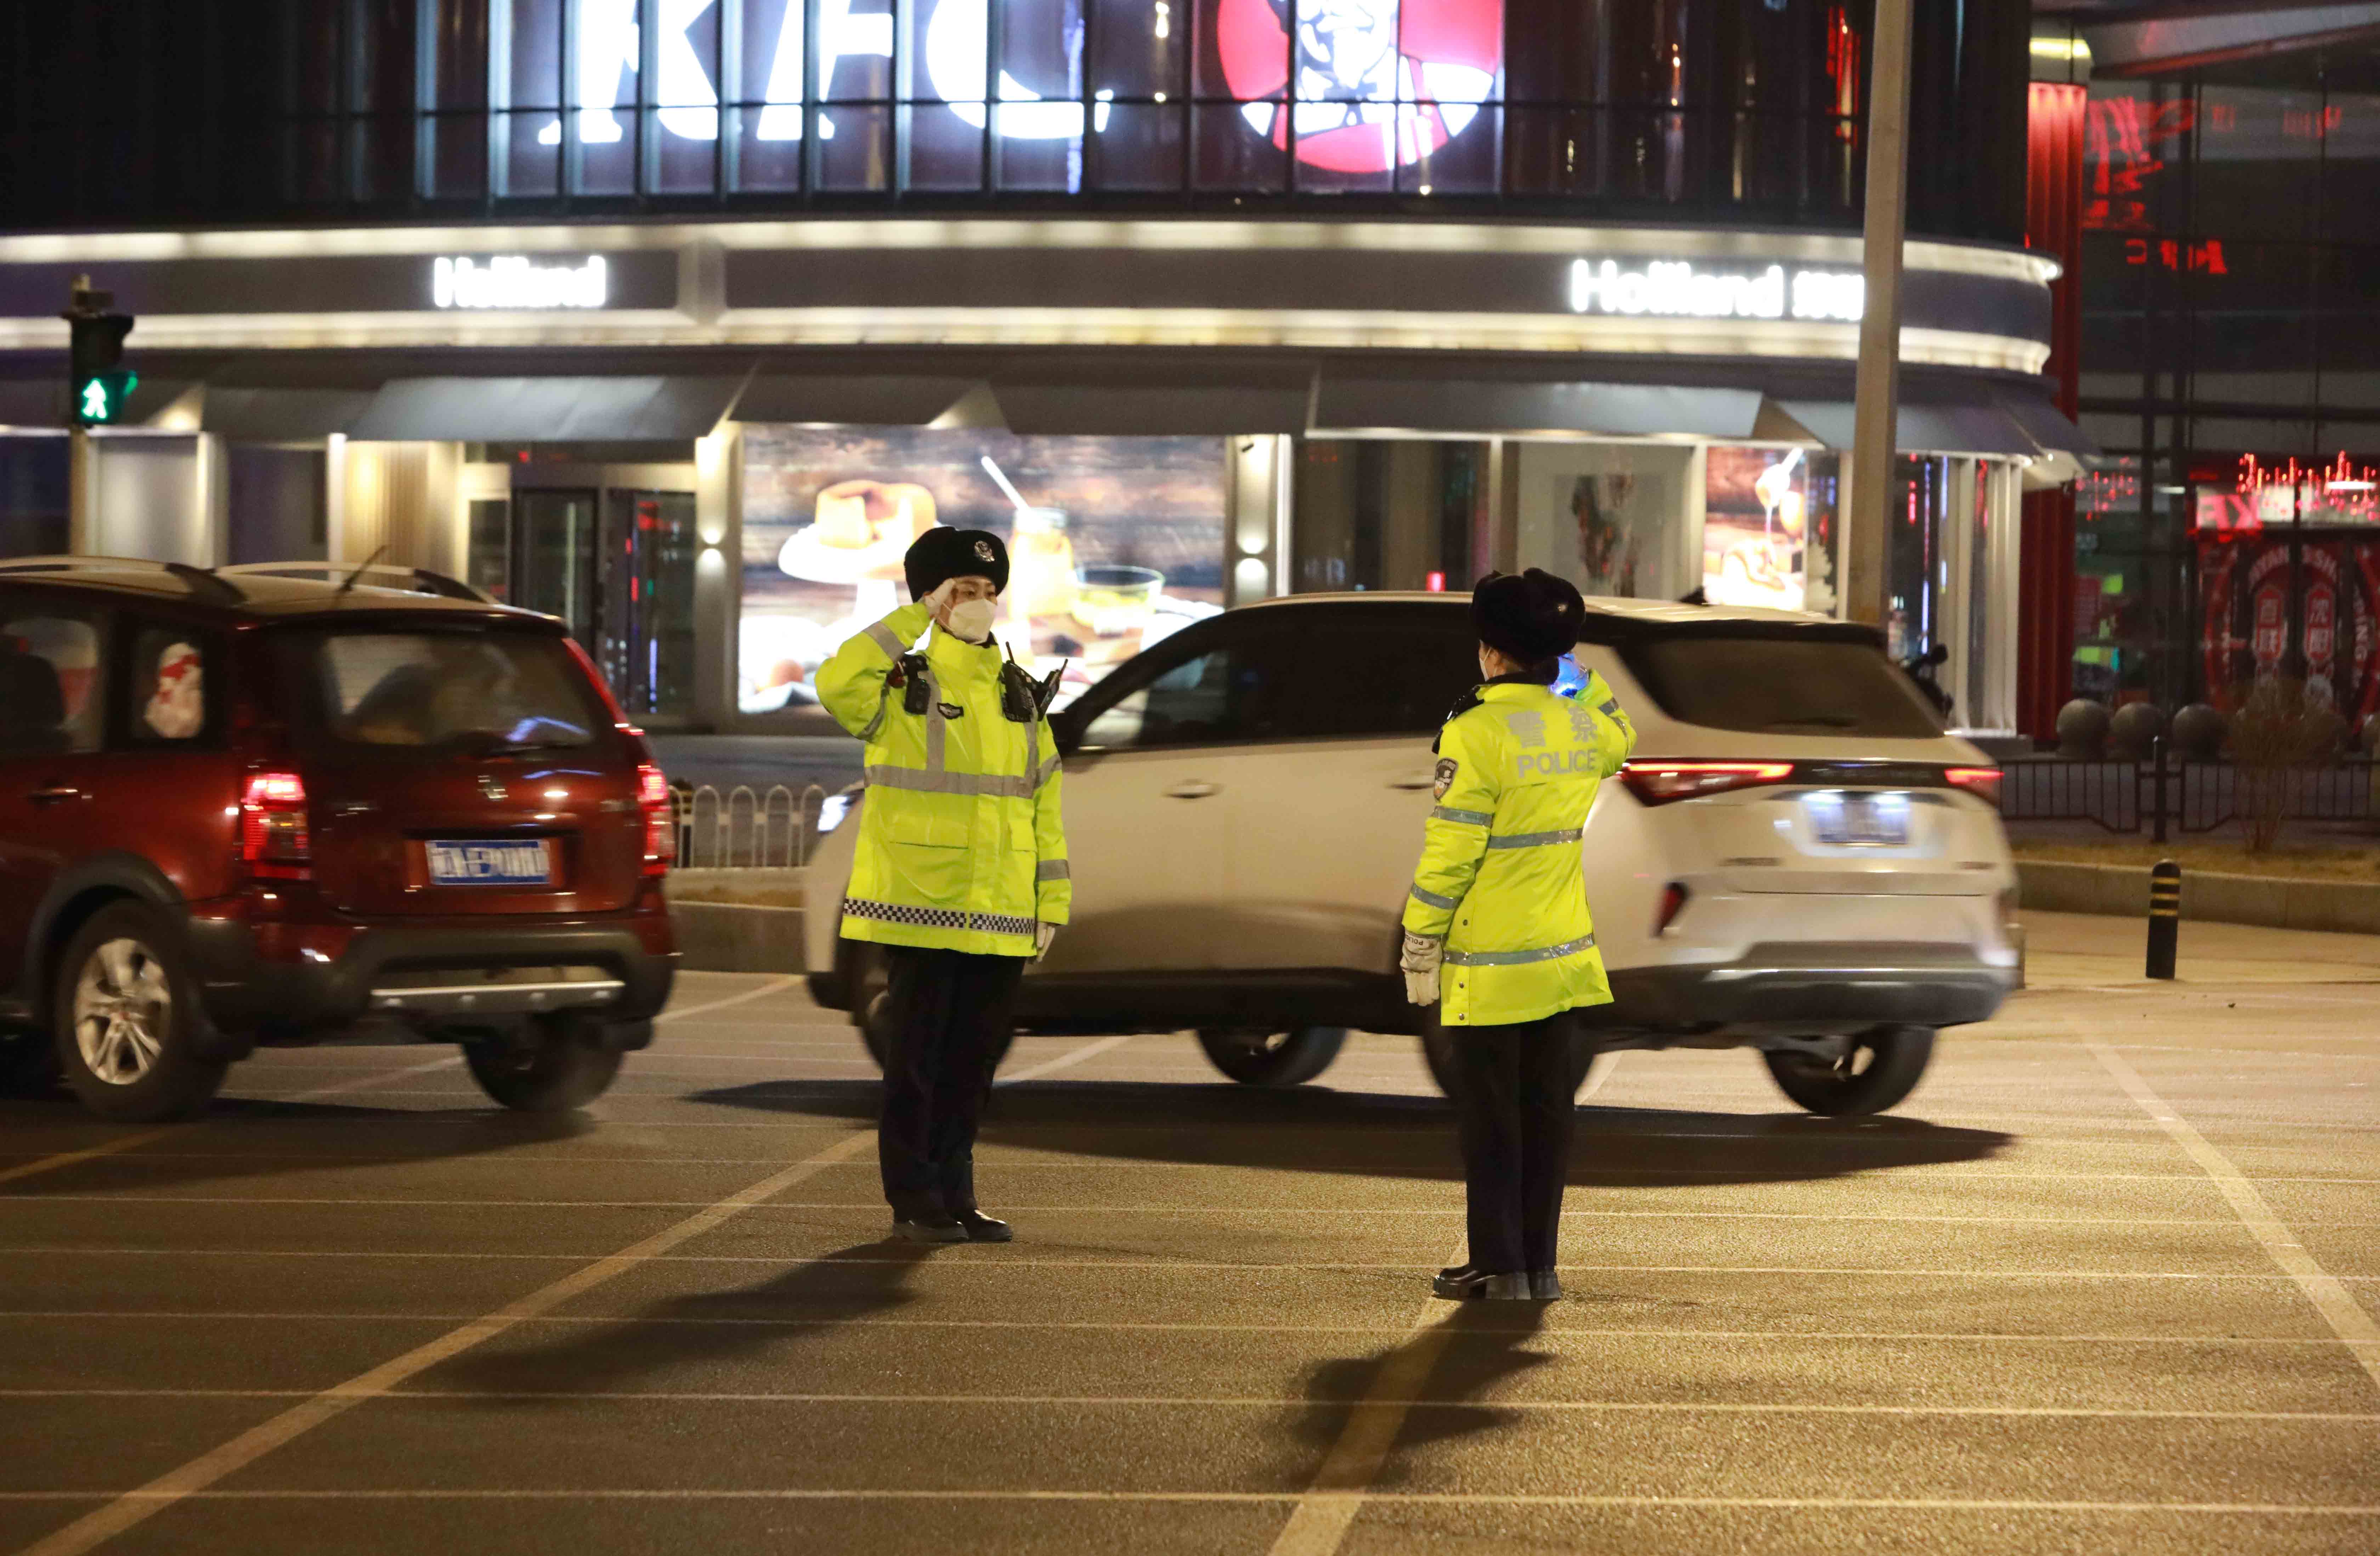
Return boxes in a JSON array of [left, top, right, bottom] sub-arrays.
[[2017, 859, 2380, 935], [670, 900, 808, 973]]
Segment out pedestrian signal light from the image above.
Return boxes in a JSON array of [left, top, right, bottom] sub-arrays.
[[63, 279, 136, 427]]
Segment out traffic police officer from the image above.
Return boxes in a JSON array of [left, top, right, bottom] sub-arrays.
[[816, 528, 1070, 1244], [1401, 569, 1636, 1300]]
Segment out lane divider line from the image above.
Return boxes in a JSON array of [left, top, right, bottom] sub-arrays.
[[998, 1034, 1135, 1084], [3, 1490, 2379, 1513], [2, 1389, 2373, 1423], [653, 975, 802, 1025], [0, 1054, 463, 1190], [1268, 1239, 1468, 1556], [3, 1249, 2362, 1280], [2088, 1043, 2380, 1395], [8, 1128, 874, 1556], [0, 1312, 2353, 1346]]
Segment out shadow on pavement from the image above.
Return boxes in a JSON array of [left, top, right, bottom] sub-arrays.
[[1292, 1301, 1555, 1473], [430, 1238, 939, 1401], [682, 1079, 2014, 1189], [0, 1095, 602, 1193]]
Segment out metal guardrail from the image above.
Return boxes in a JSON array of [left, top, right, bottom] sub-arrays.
[[668, 783, 829, 869], [2001, 753, 2377, 835]]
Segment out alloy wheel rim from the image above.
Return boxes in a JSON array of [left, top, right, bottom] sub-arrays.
[[73, 938, 169, 1086]]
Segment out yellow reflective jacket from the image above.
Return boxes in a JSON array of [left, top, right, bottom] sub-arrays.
[[1401, 672, 1637, 1027], [816, 602, 1070, 958]]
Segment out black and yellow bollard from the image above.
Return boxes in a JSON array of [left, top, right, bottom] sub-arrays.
[[2146, 859, 2181, 980]]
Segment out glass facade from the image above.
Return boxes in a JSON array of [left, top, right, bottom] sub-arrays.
[[2077, 50, 2380, 736], [6, 0, 2024, 239]]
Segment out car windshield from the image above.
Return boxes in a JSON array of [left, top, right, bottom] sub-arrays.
[[1619, 633, 1945, 739], [287, 629, 610, 751]]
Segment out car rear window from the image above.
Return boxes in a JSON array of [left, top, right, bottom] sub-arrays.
[[282, 628, 613, 753], [1619, 634, 1944, 739]]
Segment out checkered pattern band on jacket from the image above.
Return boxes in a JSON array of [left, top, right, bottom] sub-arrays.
[[843, 897, 1037, 938]]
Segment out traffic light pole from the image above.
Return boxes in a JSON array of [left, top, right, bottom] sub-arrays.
[[68, 426, 96, 554], [1845, 0, 1914, 634]]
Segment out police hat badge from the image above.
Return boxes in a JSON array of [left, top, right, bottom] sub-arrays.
[[974, 538, 996, 562]]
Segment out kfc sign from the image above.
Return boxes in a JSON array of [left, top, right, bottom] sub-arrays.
[[537, 0, 1502, 164], [1216, 0, 1501, 174]]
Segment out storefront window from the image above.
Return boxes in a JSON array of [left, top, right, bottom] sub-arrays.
[[738, 427, 1226, 725], [1293, 440, 1485, 594], [1702, 444, 1836, 612], [1514, 442, 1692, 602]]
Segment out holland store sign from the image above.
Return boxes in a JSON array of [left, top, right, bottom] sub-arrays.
[[1569, 259, 1866, 323], [432, 255, 609, 310]]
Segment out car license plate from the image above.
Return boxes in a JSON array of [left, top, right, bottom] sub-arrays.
[[1808, 792, 1910, 847], [426, 839, 553, 886]]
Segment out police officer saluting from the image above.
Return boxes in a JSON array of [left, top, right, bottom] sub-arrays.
[[816, 528, 1070, 1244], [1401, 569, 1636, 1300]]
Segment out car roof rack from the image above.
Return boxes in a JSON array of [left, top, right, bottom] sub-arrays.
[[217, 561, 494, 604], [0, 555, 246, 603]]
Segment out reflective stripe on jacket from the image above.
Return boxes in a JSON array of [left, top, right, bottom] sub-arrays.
[[1401, 673, 1636, 1026], [815, 602, 1070, 958]]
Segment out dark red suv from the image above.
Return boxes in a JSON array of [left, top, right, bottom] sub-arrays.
[[0, 558, 678, 1122]]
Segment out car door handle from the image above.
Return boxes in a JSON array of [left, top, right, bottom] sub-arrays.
[[1163, 780, 1220, 800], [27, 785, 86, 805], [1389, 773, 1438, 790]]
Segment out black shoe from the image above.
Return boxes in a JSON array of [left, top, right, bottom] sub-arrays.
[[1529, 1269, 1563, 1300], [1432, 1265, 1531, 1300], [953, 1209, 1013, 1243], [891, 1211, 968, 1244]]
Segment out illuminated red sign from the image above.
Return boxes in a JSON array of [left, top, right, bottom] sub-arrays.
[[1216, 0, 1501, 174]]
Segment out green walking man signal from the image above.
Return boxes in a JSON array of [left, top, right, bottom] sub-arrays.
[[63, 274, 136, 427]]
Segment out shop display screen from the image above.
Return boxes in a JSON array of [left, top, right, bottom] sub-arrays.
[[739, 427, 1227, 721]]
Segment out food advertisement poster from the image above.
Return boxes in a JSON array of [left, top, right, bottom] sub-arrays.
[[740, 427, 1227, 721], [1702, 445, 1836, 612]]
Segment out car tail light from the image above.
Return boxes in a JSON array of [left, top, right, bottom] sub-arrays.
[[1619, 761, 1795, 807], [240, 770, 311, 879], [637, 762, 675, 875], [1944, 766, 2003, 806], [1655, 881, 1691, 936]]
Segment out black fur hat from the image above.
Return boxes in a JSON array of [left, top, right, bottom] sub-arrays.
[[904, 527, 1009, 600], [1472, 568, 1586, 665]]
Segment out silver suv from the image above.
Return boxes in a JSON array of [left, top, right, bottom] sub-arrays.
[[804, 594, 2017, 1115]]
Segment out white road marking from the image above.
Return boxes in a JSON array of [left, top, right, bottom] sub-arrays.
[[0, 1490, 2376, 1514], [997, 1033, 1136, 1082], [1266, 1266, 1460, 1556], [5, 1196, 2333, 1227], [0, 1248, 2353, 1280], [1, 1388, 2371, 1423], [2090, 1042, 2380, 1395], [0, 1313, 2350, 1345], [0, 1055, 464, 1190], [7, 1128, 874, 1556], [653, 975, 803, 1024]]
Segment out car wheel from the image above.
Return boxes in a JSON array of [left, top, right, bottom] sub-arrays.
[[1762, 1025, 1936, 1116], [463, 1013, 624, 1112], [51, 903, 227, 1123], [1196, 1027, 1346, 1087], [1421, 1020, 1607, 1102]]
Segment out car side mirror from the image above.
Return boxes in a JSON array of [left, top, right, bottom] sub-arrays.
[[1048, 705, 1084, 755]]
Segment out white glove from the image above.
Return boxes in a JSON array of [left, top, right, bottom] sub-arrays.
[[1400, 932, 1443, 1007], [921, 578, 958, 623], [1035, 923, 1059, 962]]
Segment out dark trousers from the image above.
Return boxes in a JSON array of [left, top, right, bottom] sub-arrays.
[[1451, 1012, 1580, 1274], [878, 945, 1024, 1219]]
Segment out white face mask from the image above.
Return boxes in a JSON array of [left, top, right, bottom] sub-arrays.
[[945, 597, 998, 642]]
